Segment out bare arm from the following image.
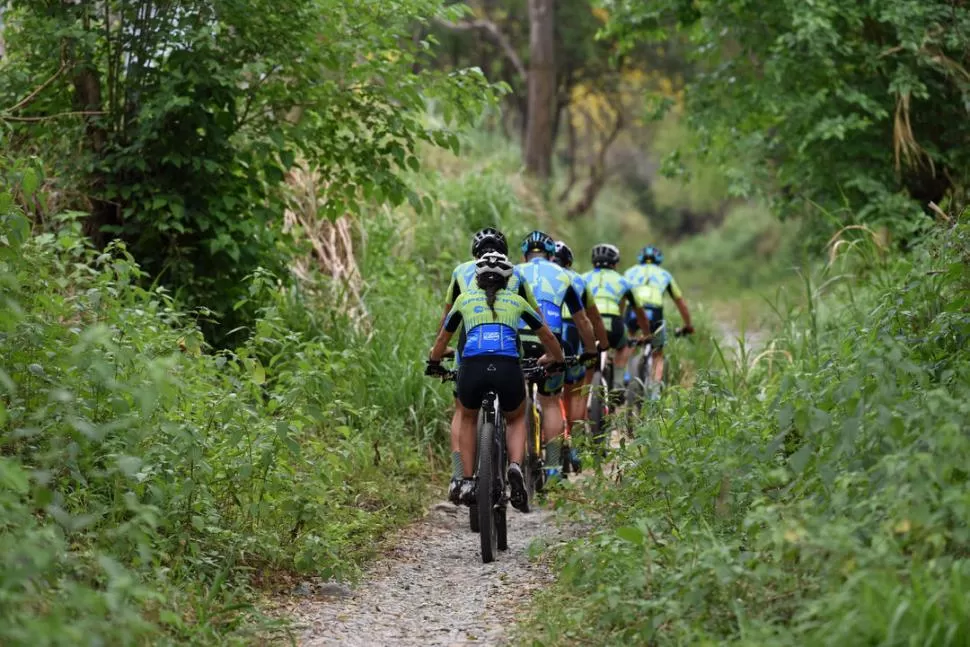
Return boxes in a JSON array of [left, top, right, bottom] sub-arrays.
[[429, 327, 454, 361], [586, 301, 610, 350], [572, 310, 597, 352], [634, 305, 652, 336], [535, 325, 565, 363], [674, 297, 693, 330], [438, 303, 452, 329]]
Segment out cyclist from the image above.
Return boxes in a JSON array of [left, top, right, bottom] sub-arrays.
[[619, 245, 694, 398], [583, 243, 652, 390], [440, 227, 541, 504], [553, 241, 609, 464], [517, 231, 596, 483], [427, 252, 564, 511]]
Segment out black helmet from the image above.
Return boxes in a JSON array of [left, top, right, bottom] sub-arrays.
[[591, 243, 620, 268], [520, 230, 556, 256], [471, 227, 508, 258], [639, 245, 663, 265], [553, 240, 573, 268]]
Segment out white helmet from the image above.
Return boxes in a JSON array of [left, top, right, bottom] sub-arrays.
[[475, 252, 514, 279]]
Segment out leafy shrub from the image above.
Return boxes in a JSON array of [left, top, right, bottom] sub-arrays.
[[0, 0, 491, 342], [522, 215, 970, 645], [0, 204, 449, 643]]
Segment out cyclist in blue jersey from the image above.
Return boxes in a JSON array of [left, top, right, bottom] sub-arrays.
[[553, 241, 609, 462], [428, 253, 563, 510], [439, 228, 541, 504], [516, 231, 597, 482]]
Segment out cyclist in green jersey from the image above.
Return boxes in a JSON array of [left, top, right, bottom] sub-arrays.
[[439, 228, 541, 504], [582, 243, 652, 389], [619, 245, 694, 394], [553, 241, 609, 455], [428, 253, 563, 510]]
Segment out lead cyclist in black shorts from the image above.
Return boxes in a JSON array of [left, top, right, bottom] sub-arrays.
[[428, 253, 563, 511]]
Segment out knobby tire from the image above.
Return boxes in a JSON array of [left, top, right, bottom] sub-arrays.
[[588, 370, 607, 458], [469, 505, 479, 533], [477, 419, 498, 563]]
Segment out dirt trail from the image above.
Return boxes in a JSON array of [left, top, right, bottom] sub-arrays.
[[288, 497, 581, 646], [285, 324, 765, 646]]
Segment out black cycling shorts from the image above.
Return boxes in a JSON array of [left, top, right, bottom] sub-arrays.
[[627, 306, 663, 332], [520, 336, 564, 395], [456, 356, 526, 412], [561, 321, 581, 356], [603, 314, 627, 349]]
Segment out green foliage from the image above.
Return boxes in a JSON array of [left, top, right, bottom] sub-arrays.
[[522, 215, 970, 644], [0, 213, 452, 643], [669, 202, 803, 293], [0, 0, 491, 340], [604, 0, 970, 235]]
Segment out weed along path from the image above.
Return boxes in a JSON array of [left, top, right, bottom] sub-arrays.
[[288, 498, 580, 646]]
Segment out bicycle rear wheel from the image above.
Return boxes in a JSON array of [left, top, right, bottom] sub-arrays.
[[495, 416, 509, 551], [525, 394, 543, 497], [588, 370, 607, 458], [477, 419, 498, 563], [469, 505, 479, 533]]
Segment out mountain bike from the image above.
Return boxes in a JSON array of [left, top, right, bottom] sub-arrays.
[[625, 324, 690, 408], [586, 350, 616, 459], [427, 358, 553, 563], [523, 357, 577, 498]]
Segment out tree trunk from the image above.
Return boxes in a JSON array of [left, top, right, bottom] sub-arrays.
[[524, 0, 555, 179], [69, 47, 113, 245], [558, 106, 577, 202], [566, 108, 624, 219]]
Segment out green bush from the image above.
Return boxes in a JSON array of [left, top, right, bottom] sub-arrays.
[[522, 215, 970, 645], [0, 203, 450, 643]]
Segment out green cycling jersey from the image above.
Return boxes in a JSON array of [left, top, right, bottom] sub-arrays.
[[624, 263, 683, 309], [582, 267, 636, 316], [444, 287, 543, 358], [447, 259, 540, 311]]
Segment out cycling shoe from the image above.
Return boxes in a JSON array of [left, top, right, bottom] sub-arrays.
[[448, 478, 462, 505], [459, 478, 477, 506], [507, 463, 529, 512]]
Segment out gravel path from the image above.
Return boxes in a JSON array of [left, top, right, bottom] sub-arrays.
[[288, 497, 579, 646]]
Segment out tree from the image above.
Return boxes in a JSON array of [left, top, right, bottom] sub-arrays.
[[604, 0, 970, 234], [524, 0, 556, 179], [0, 0, 490, 340]]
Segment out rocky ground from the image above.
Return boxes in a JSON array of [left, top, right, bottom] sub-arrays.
[[285, 497, 581, 646]]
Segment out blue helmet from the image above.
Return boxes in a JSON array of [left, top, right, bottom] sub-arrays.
[[521, 230, 556, 256], [639, 245, 663, 265]]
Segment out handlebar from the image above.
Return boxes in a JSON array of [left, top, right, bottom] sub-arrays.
[[629, 326, 692, 347], [425, 356, 581, 383]]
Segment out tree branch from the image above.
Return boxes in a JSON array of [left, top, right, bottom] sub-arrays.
[[1, 110, 106, 122], [433, 18, 527, 81], [566, 107, 625, 219], [5, 63, 67, 114]]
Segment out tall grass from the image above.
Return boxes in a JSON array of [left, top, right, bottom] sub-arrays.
[[0, 162, 473, 642], [521, 214, 970, 645]]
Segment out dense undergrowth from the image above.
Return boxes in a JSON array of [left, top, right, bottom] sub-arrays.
[[0, 116, 804, 644], [523, 215, 970, 645], [0, 157, 508, 642], [0, 124, 612, 643]]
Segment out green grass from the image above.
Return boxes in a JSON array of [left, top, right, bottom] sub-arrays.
[[0, 117, 813, 644], [0, 208, 451, 643], [519, 214, 970, 645]]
